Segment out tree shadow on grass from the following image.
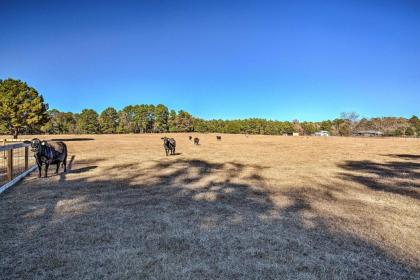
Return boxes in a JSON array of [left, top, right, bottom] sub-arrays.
[[0, 158, 419, 279], [383, 154, 420, 160], [49, 138, 95, 142], [68, 166, 98, 174], [337, 159, 420, 199], [58, 156, 105, 181]]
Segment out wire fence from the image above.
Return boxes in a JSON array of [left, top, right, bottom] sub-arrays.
[[0, 140, 36, 190]]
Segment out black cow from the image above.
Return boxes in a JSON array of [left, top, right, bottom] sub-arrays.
[[25, 138, 67, 178], [161, 137, 176, 156], [194, 137, 200, 145], [189, 136, 193, 141], [216, 136, 222, 141]]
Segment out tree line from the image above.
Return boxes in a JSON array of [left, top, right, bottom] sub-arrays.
[[1, 78, 419, 138], [39, 107, 419, 137]]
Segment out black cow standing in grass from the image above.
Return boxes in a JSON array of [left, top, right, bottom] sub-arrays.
[[25, 138, 67, 178], [194, 137, 200, 145], [216, 136, 222, 141], [161, 137, 176, 156]]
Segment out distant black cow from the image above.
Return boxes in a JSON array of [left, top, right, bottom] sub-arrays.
[[189, 136, 193, 141], [216, 136, 222, 141], [161, 137, 176, 156], [25, 138, 67, 178], [194, 137, 200, 145]]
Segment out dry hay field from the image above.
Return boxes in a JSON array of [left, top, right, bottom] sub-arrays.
[[1, 134, 419, 279]]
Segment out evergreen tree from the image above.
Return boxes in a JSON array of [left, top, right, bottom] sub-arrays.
[[154, 104, 169, 132], [168, 110, 177, 132], [0, 78, 49, 138], [76, 109, 99, 134], [99, 107, 119, 133]]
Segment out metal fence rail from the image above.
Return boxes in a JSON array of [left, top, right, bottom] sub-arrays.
[[0, 142, 36, 194]]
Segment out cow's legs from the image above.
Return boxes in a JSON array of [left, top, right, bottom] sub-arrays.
[[55, 163, 60, 174], [44, 163, 49, 178], [36, 159, 42, 178], [63, 160, 67, 172]]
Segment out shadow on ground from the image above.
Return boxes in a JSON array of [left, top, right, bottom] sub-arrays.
[[338, 157, 420, 199], [384, 154, 420, 160], [0, 157, 419, 279], [49, 138, 95, 142]]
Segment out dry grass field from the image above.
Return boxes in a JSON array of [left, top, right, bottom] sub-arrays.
[[1, 134, 419, 279]]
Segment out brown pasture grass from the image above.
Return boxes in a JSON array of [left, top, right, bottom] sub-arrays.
[[1, 134, 419, 279]]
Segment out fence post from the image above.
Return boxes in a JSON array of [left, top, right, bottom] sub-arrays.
[[7, 149, 13, 181], [25, 147, 29, 169], [3, 139, 5, 160]]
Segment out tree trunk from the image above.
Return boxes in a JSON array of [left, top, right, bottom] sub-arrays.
[[13, 129, 18, 139]]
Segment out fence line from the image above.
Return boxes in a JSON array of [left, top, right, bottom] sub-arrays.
[[0, 142, 36, 194], [0, 166, 37, 194]]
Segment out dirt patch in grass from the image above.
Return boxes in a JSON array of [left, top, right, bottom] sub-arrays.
[[1, 134, 419, 279]]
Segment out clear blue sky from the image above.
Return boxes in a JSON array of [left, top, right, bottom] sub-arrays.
[[0, 0, 419, 121]]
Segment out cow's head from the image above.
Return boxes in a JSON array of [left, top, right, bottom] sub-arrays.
[[162, 137, 173, 146], [25, 138, 45, 152]]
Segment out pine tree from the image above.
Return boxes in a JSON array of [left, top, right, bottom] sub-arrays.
[[0, 78, 49, 138]]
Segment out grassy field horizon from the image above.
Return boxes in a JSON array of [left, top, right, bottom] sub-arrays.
[[1, 134, 419, 279]]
